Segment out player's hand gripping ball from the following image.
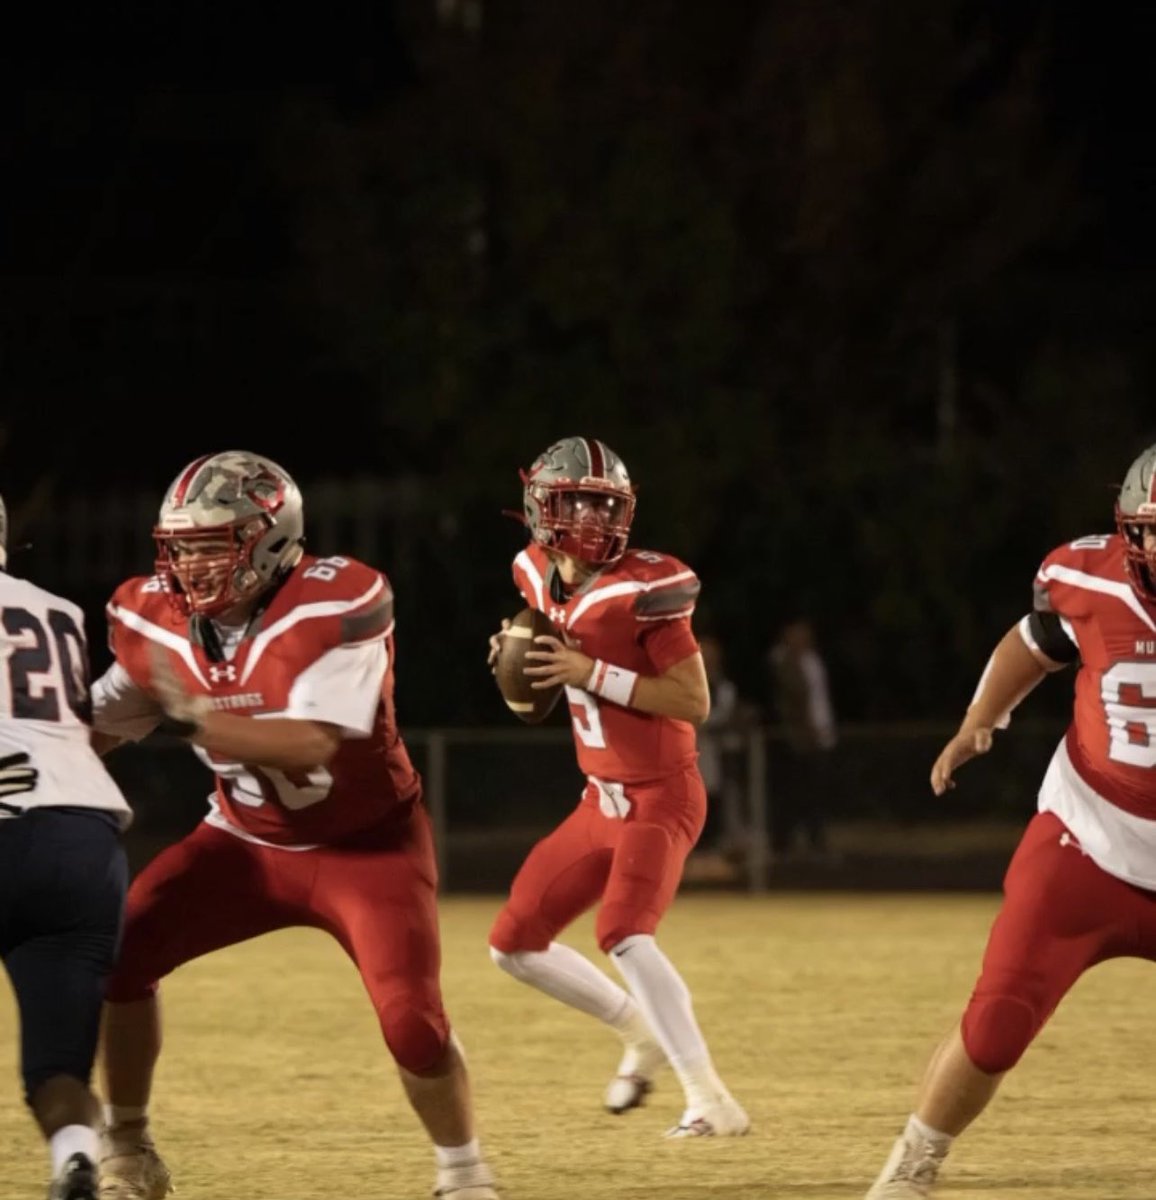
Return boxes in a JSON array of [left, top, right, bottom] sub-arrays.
[[490, 608, 564, 723]]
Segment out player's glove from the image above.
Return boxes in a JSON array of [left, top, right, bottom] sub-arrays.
[[0, 751, 38, 798], [149, 645, 212, 738]]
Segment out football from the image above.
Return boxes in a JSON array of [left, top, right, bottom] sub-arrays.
[[494, 607, 565, 724]]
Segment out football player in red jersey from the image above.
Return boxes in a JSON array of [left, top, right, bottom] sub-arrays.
[[866, 441, 1156, 1198], [90, 451, 497, 1200], [486, 437, 749, 1139]]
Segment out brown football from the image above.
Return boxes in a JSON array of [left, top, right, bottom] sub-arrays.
[[494, 607, 565, 724]]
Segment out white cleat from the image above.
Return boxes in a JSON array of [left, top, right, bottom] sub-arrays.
[[433, 1159, 498, 1199], [604, 1036, 667, 1114], [664, 1094, 750, 1139], [98, 1143, 173, 1200], [865, 1133, 947, 1198]]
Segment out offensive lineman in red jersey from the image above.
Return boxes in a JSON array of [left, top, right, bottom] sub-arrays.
[[486, 437, 748, 1139], [866, 441, 1156, 1199], [89, 451, 497, 1200]]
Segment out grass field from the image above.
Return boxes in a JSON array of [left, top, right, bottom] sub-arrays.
[[3, 892, 1155, 1199]]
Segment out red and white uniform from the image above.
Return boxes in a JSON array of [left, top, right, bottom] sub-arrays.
[[95, 554, 420, 847], [492, 545, 707, 956], [959, 533, 1156, 1077], [513, 543, 701, 784], [1029, 534, 1156, 887], [91, 554, 448, 1073]]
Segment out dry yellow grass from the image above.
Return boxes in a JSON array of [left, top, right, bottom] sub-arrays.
[[3, 892, 1155, 1199]]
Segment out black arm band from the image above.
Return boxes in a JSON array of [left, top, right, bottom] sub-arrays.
[[155, 715, 201, 739], [1027, 610, 1079, 663]]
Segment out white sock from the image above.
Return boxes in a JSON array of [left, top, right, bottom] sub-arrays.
[[609, 933, 727, 1111], [104, 1104, 148, 1129], [434, 1138, 481, 1168], [50, 1124, 99, 1174], [907, 1114, 953, 1153], [490, 942, 636, 1026]]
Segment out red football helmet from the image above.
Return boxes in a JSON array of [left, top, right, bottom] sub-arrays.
[[154, 450, 305, 617], [1116, 442, 1156, 602], [521, 437, 636, 566]]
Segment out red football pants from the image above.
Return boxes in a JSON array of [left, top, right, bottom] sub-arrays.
[[962, 811, 1156, 1074], [490, 767, 706, 954], [105, 808, 449, 1073]]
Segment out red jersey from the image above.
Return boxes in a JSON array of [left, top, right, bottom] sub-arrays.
[[1034, 533, 1156, 818], [102, 553, 421, 847], [512, 544, 701, 783]]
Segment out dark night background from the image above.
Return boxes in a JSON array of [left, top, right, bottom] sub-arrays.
[[1, 0, 1152, 732]]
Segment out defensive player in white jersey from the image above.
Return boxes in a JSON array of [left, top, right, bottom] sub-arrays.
[[866, 441, 1156, 1197], [486, 437, 748, 1139], [0, 493, 133, 1200], [90, 452, 497, 1200]]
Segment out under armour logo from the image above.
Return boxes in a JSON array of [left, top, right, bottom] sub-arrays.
[[208, 663, 237, 683], [549, 606, 567, 625]]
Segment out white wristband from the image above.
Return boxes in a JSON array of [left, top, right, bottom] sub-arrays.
[[586, 659, 639, 707]]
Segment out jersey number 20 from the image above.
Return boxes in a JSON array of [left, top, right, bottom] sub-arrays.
[[1, 606, 91, 723]]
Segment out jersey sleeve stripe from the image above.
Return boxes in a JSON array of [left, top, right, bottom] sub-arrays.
[[340, 595, 394, 645], [566, 569, 699, 627], [239, 577, 385, 684], [1039, 563, 1156, 633], [108, 603, 210, 687], [635, 580, 701, 616], [514, 550, 546, 610], [635, 605, 696, 623]]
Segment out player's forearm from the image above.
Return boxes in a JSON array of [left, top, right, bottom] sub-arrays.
[[90, 731, 125, 757], [959, 625, 1048, 733], [191, 714, 341, 771]]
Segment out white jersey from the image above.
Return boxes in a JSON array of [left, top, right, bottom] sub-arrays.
[[0, 570, 132, 827]]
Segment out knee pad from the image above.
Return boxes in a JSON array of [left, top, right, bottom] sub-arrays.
[[962, 992, 1041, 1074], [380, 999, 450, 1075], [489, 905, 551, 955]]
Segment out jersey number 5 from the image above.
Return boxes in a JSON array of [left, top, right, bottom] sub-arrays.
[[1102, 661, 1156, 768], [565, 685, 607, 749]]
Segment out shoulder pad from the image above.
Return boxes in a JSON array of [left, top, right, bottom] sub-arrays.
[[1033, 534, 1123, 613], [106, 575, 170, 622], [1034, 535, 1118, 595], [617, 552, 701, 620], [271, 556, 392, 653], [513, 547, 550, 611], [339, 582, 394, 645], [291, 555, 384, 602]]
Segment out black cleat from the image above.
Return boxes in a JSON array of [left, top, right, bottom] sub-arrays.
[[48, 1152, 98, 1200]]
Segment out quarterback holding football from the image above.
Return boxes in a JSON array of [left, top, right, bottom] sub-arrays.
[[487, 436, 748, 1139]]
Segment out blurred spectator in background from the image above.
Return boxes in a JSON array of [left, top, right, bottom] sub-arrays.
[[768, 617, 838, 862], [697, 634, 749, 859]]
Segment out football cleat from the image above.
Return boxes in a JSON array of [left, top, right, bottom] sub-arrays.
[[604, 1036, 667, 1114], [98, 1142, 173, 1200], [433, 1159, 498, 1199], [864, 1133, 947, 1198], [664, 1094, 750, 1139], [48, 1152, 98, 1200]]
